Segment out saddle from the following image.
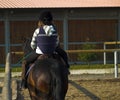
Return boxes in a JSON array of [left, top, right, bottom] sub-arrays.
[[25, 53, 65, 77]]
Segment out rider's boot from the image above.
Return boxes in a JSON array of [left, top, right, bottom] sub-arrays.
[[21, 60, 27, 89], [62, 55, 70, 74], [64, 60, 70, 75], [61, 53, 70, 74], [55, 46, 70, 74]]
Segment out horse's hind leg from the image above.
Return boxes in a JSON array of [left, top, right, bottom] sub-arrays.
[[27, 72, 37, 100], [28, 89, 37, 100]]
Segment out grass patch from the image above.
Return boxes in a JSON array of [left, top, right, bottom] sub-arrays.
[[11, 67, 22, 72], [0, 68, 5, 72], [0, 67, 22, 72], [70, 64, 119, 70], [0, 64, 119, 72]]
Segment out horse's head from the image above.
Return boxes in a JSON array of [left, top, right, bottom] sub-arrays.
[[22, 37, 33, 55]]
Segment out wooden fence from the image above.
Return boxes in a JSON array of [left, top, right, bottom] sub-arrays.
[[67, 49, 120, 78], [103, 41, 120, 64], [12, 49, 120, 78]]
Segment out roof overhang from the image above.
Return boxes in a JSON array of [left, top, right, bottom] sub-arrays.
[[0, 0, 120, 8]]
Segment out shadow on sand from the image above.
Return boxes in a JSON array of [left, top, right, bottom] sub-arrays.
[[69, 80, 100, 100]]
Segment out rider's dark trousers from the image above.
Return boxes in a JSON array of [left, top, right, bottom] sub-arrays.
[[22, 51, 39, 80], [55, 46, 69, 68]]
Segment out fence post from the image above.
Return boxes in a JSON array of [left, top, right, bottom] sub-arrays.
[[2, 53, 12, 100], [103, 43, 106, 65], [114, 51, 118, 78]]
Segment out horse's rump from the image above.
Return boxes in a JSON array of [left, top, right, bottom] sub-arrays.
[[27, 57, 68, 100]]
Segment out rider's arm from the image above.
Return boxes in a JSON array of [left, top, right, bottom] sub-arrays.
[[30, 28, 39, 50]]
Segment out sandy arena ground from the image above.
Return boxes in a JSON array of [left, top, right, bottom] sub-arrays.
[[16, 74, 120, 100]]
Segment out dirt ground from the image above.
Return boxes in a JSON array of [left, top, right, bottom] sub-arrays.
[[66, 79, 120, 100], [17, 74, 120, 100]]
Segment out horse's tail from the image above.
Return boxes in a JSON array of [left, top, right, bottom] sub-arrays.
[[50, 60, 64, 100]]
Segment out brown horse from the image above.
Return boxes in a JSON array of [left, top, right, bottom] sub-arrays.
[[23, 38, 68, 100]]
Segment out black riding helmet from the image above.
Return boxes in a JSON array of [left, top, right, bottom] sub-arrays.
[[39, 11, 53, 25]]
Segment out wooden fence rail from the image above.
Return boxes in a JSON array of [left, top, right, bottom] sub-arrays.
[[66, 49, 120, 53]]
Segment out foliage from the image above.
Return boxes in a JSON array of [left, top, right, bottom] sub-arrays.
[[78, 43, 97, 65]]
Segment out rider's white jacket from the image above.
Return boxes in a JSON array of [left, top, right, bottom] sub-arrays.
[[31, 25, 59, 54]]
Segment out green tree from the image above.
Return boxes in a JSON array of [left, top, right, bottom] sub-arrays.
[[78, 43, 97, 65]]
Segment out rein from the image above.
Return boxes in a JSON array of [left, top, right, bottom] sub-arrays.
[[25, 63, 35, 77], [14, 52, 33, 65], [15, 38, 33, 65]]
